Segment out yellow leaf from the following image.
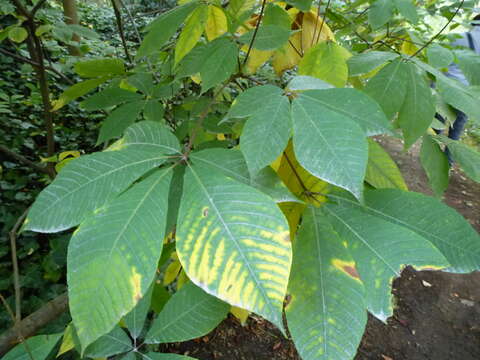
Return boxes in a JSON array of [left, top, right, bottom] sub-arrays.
[[272, 9, 335, 75], [275, 142, 329, 205], [191, 73, 202, 84], [205, 5, 228, 41], [163, 260, 182, 285], [55, 158, 75, 173], [245, 49, 273, 74], [177, 269, 189, 289], [175, 4, 209, 64], [279, 201, 306, 241], [401, 37, 418, 56], [57, 323, 75, 357], [58, 150, 80, 161], [217, 133, 226, 141], [230, 306, 250, 325]]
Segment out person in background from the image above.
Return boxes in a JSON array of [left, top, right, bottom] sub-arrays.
[[437, 13, 480, 164]]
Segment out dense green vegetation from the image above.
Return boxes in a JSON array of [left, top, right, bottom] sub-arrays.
[[1, 0, 480, 359]]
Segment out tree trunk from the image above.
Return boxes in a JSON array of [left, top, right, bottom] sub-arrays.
[[62, 0, 81, 56]]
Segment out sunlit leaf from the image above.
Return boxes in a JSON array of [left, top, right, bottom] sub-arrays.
[[205, 5, 228, 41], [175, 4, 209, 64]]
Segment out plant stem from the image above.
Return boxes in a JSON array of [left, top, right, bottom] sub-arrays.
[[111, 0, 133, 64]]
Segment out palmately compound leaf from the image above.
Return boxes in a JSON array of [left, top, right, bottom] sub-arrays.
[[137, 1, 199, 58], [369, 0, 394, 29], [397, 62, 436, 149], [83, 325, 131, 358], [286, 206, 367, 360], [81, 88, 143, 111], [24, 149, 170, 233], [292, 91, 369, 201], [145, 281, 229, 343], [74, 58, 125, 78], [175, 4, 209, 64], [68, 168, 173, 349], [323, 196, 449, 321], [365, 138, 408, 191], [176, 163, 292, 332], [234, 85, 291, 176], [364, 58, 409, 120], [3, 333, 62, 360], [238, 25, 291, 51], [124, 283, 154, 339]]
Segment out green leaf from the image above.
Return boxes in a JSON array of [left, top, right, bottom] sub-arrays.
[[25, 148, 170, 232], [191, 148, 298, 203], [420, 135, 449, 197], [361, 189, 480, 273], [348, 51, 399, 77], [455, 49, 480, 86], [81, 88, 143, 111], [436, 136, 480, 183], [145, 353, 198, 360], [138, 1, 199, 58], [393, 0, 418, 24], [235, 85, 291, 175], [124, 283, 154, 339], [238, 25, 291, 51], [323, 196, 448, 320], [411, 58, 480, 122], [285, 0, 312, 11], [364, 58, 409, 120], [52, 77, 109, 111], [287, 76, 334, 91], [176, 163, 292, 332], [69, 167, 173, 349], [74, 58, 125, 78], [8, 26, 28, 43], [263, 3, 291, 29], [397, 62, 435, 148], [299, 41, 350, 88], [69, 24, 99, 39], [369, 0, 395, 29], [427, 44, 454, 69], [175, 4, 209, 64], [97, 100, 145, 145], [366, 138, 408, 190], [83, 325, 131, 358], [145, 281, 229, 343], [126, 73, 155, 96], [3, 333, 62, 360], [143, 100, 165, 122], [121, 121, 181, 154], [286, 206, 367, 360], [292, 91, 369, 200]]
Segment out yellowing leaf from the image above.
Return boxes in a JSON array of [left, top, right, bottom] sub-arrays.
[[57, 324, 75, 357], [175, 4, 209, 64], [299, 41, 351, 87], [401, 36, 418, 56], [245, 49, 273, 74], [205, 5, 228, 41], [177, 269, 189, 289], [58, 151, 81, 161], [275, 142, 329, 205], [230, 306, 250, 325], [164, 260, 182, 285]]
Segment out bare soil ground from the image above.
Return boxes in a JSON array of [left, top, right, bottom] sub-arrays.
[[164, 136, 480, 360]]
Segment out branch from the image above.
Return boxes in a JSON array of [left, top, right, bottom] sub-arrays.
[[410, 0, 465, 58], [111, 0, 133, 64], [0, 145, 54, 177], [0, 293, 68, 357]]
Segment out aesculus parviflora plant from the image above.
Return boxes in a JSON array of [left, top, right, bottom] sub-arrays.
[[6, 0, 480, 359]]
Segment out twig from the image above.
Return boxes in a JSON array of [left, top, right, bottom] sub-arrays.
[[0, 293, 68, 357], [316, 0, 332, 44], [10, 209, 29, 323], [243, 0, 268, 66], [111, 0, 133, 64], [410, 0, 465, 58], [0, 48, 73, 84], [0, 145, 54, 177]]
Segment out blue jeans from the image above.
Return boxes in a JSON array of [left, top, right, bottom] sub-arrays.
[[434, 110, 468, 165]]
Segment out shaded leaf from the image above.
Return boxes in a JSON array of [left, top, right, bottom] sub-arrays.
[[3, 333, 62, 360], [74, 58, 125, 78], [239, 25, 291, 51], [52, 77, 109, 111], [81, 88, 143, 111], [145, 281, 229, 343], [436, 136, 480, 183], [420, 135, 449, 197], [348, 51, 399, 77], [369, 0, 394, 29], [427, 44, 454, 69]]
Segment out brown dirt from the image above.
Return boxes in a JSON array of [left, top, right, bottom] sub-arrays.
[[164, 136, 480, 360]]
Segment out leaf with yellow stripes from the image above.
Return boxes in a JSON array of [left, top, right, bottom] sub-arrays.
[[175, 4, 209, 64], [286, 206, 367, 360], [365, 138, 408, 190], [205, 5, 228, 41], [176, 162, 292, 332]]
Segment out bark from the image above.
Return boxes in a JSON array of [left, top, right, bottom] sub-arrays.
[[62, 0, 81, 56]]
